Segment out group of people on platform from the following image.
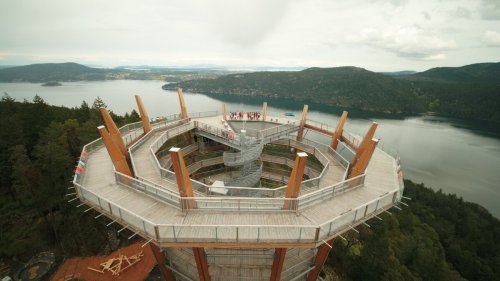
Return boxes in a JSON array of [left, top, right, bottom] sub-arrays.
[[229, 111, 261, 121]]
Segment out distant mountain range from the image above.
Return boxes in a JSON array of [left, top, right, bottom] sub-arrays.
[[0, 62, 230, 83], [1, 62, 499, 122], [163, 62, 500, 122]]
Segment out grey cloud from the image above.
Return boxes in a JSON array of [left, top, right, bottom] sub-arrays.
[[207, 0, 291, 47], [451, 7, 471, 19], [348, 26, 456, 60], [368, 0, 408, 7], [482, 31, 500, 46], [422, 11, 431, 20], [480, 0, 500, 20]]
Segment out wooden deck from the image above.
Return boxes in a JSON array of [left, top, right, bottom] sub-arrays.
[[74, 114, 402, 248]]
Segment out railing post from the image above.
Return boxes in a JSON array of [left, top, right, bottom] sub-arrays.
[[314, 227, 320, 242]]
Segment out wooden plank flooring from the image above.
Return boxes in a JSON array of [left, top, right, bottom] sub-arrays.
[[77, 116, 401, 245]]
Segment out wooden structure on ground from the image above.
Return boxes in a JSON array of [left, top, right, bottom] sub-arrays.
[[87, 251, 143, 276], [50, 242, 156, 281]]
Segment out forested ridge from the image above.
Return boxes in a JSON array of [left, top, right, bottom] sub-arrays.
[[0, 97, 499, 280], [0, 62, 229, 83], [164, 62, 500, 122], [0, 95, 140, 267]]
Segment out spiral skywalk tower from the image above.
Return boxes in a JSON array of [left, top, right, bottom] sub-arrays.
[[71, 89, 405, 281]]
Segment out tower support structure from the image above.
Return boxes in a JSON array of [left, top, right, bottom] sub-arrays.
[[177, 88, 188, 119], [330, 111, 348, 150], [98, 126, 132, 177], [296, 105, 309, 142], [284, 152, 308, 210], [262, 102, 268, 121], [149, 243, 177, 281], [169, 147, 196, 209], [100, 108, 128, 158], [349, 138, 379, 178], [135, 95, 152, 134], [306, 239, 334, 281], [270, 248, 287, 281]]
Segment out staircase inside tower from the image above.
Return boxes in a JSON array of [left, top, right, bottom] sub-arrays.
[[223, 130, 263, 188]]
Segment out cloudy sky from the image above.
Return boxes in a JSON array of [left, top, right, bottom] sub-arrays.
[[0, 0, 499, 71]]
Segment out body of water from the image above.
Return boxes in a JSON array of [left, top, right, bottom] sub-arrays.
[[2, 80, 500, 218]]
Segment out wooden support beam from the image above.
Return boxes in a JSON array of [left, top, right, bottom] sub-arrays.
[[262, 102, 267, 121], [349, 138, 379, 178], [177, 88, 188, 119], [330, 111, 348, 150], [193, 247, 211, 281], [283, 152, 308, 210], [100, 108, 128, 157], [134, 95, 152, 134], [98, 126, 132, 177], [296, 104, 309, 142], [306, 239, 334, 281], [222, 103, 227, 121], [269, 248, 287, 281], [357, 122, 378, 156], [169, 147, 196, 209], [149, 244, 177, 281]]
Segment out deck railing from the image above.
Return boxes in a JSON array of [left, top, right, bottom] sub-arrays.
[[74, 176, 399, 245], [73, 114, 403, 245], [305, 119, 335, 133], [188, 110, 218, 119]]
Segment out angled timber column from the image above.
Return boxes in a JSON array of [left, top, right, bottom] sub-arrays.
[[262, 101, 268, 121], [269, 248, 287, 281], [98, 126, 133, 177], [330, 111, 348, 150], [193, 247, 211, 281], [296, 104, 309, 142], [349, 137, 379, 178], [134, 95, 152, 134], [99, 108, 127, 158], [169, 147, 196, 209], [222, 103, 227, 121], [177, 88, 188, 119], [306, 239, 334, 281], [283, 152, 308, 210], [149, 244, 176, 281], [356, 122, 378, 156]]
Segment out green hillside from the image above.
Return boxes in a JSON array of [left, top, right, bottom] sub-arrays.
[[0, 62, 229, 82], [164, 63, 500, 122], [164, 67, 427, 114], [0, 62, 113, 82]]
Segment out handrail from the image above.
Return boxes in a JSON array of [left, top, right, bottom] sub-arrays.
[[305, 119, 334, 133], [74, 179, 399, 244], [73, 115, 402, 244], [188, 111, 218, 118]]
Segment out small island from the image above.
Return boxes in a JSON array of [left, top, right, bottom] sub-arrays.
[[41, 81, 62, 86]]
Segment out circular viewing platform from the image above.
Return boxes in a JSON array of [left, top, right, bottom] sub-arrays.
[[72, 97, 404, 249]]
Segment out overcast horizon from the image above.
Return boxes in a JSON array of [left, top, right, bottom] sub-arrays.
[[1, 0, 499, 72]]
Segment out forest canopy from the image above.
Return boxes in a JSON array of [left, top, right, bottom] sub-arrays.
[[0, 97, 498, 280]]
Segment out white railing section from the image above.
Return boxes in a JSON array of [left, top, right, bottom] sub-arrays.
[[74, 177, 399, 244], [341, 130, 361, 149], [188, 111, 218, 119], [305, 119, 335, 133]]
